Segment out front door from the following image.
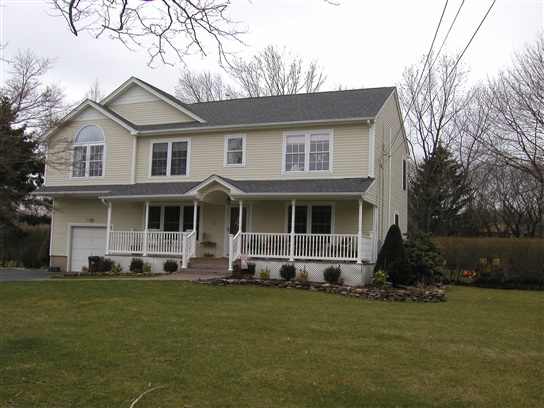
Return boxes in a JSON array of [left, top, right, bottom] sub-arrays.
[[225, 206, 247, 255]]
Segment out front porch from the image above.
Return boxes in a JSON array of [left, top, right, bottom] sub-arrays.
[[106, 229, 375, 268]]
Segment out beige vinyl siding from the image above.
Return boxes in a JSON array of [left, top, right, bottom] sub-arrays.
[[45, 117, 133, 186], [135, 123, 370, 183], [109, 100, 196, 125], [110, 202, 144, 231], [50, 199, 107, 256], [335, 201, 374, 236], [368, 91, 409, 240], [251, 202, 286, 233]]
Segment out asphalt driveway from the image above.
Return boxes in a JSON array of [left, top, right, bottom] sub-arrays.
[[0, 269, 60, 282]]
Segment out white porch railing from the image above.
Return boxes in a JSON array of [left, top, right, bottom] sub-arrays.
[[108, 230, 189, 256], [228, 232, 373, 270]]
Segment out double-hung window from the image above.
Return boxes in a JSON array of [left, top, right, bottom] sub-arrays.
[[225, 135, 246, 166], [151, 140, 189, 177], [284, 130, 332, 173], [71, 124, 105, 178]]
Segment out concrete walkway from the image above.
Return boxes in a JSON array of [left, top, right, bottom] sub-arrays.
[[0, 268, 229, 282]]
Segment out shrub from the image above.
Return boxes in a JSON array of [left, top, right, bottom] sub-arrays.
[[163, 259, 179, 273], [259, 267, 271, 280], [374, 224, 412, 286], [324, 265, 342, 284], [373, 269, 388, 286], [110, 263, 123, 273], [279, 263, 296, 281], [295, 267, 309, 283], [245, 262, 256, 276], [88, 256, 101, 273], [129, 258, 144, 272], [98, 257, 115, 273], [142, 262, 151, 273], [404, 233, 445, 287]]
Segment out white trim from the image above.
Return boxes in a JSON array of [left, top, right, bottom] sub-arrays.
[[224, 134, 246, 167], [148, 138, 191, 178], [101, 77, 206, 123], [70, 124, 107, 180], [368, 121, 375, 178], [42, 100, 138, 140], [135, 118, 372, 137], [67, 223, 107, 273], [185, 175, 244, 197], [282, 129, 334, 175]]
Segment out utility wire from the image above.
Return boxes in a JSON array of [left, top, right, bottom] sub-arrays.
[[388, 0, 497, 161]]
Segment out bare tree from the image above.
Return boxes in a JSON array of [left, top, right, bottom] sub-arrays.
[[399, 51, 471, 160], [400, 52, 473, 235], [175, 44, 328, 102], [228, 45, 327, 97], [483, 33, 544, 185], [175, 69, 239, 103], [48, 0, 247, 67], [84, 78, 106, 102], [1, 49, 70, 135]]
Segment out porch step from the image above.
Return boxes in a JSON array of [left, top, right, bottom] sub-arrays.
[[188, 257, 229, 271]]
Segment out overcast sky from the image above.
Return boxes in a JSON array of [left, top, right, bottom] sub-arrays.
[[1, 0, 542, 103]]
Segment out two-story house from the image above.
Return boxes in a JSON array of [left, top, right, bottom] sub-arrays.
[[35, 77, 409, 285]]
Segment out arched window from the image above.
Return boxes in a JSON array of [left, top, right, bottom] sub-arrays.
[[72, 125, 105, 178]]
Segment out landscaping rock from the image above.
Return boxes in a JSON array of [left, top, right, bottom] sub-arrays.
[[195, 278, 447, 303]]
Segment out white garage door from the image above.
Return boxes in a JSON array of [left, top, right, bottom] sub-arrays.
[[71, 227, 107, 272]]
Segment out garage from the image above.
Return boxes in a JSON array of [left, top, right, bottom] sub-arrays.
[[70, 227, 107, 272]]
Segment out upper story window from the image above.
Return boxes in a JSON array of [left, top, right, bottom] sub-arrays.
[[150, 140, 189, 177], [224, 135, 246, 166], [71, 124, 105, 178], [284, 130, 332, 173]]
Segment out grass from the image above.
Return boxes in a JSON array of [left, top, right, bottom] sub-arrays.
[[0, 282, 542, 407]]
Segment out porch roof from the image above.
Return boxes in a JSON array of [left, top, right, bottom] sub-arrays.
[[33, 177, 374, 200]]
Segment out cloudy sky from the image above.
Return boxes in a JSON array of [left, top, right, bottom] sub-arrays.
[[1, 0, 542, 103]]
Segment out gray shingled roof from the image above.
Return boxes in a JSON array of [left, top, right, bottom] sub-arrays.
[[34, 178, 374, 198], [133, 78, 395, 132]]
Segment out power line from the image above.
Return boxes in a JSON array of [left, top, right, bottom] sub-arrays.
[[388, 0, 497, 161]]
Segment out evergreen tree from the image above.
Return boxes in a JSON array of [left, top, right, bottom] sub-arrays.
[[410, 145, 471, 235], [374, 224, 412, 286], [0, 97, 45, 231]]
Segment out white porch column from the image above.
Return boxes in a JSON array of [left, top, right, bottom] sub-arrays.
[[289, 199, 296, 262], [228, 234, 234, 271], [105, 200, 112, 255], [238, 200, 243, 234], [181, 232, 189, 269], [357, 198, 363, 264], [143, 201, 150, 256], [193, 200, 198, 235]]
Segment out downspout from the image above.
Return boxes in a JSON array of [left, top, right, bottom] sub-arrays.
[[101, 199, 112, 255], [131, 133, 138, 185], [388, 128, 392, 228], [367, 120, 375, 178]]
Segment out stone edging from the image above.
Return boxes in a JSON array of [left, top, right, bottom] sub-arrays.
[[196, 278, 447, 303]]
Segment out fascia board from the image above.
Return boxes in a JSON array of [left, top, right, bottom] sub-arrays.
[[101, 77, 206, 124], [42, 100, 138, 140], [135, 117, 376, 136]]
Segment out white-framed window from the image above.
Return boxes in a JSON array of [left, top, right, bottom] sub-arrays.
[[71, 124, 105, 178], [150, 139, 190, 177], [394, 212, 400, 226], [283, 130, 332, 173], [287, 204, 334, 234], [224, 135, 246, 166], [147, 205, 200, 239]]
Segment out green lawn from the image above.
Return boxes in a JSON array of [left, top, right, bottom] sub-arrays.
[[1, 281, 542, 407]]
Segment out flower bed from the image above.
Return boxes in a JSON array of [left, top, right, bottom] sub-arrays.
[[197, 278, 447, 303]]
